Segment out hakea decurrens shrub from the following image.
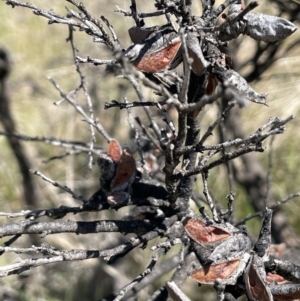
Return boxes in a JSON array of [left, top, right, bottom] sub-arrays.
[[0, 0, 299, 301]]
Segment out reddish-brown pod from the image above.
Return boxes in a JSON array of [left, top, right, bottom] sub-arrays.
[[245, 255, 273, 301], [133, 39, 182, 73], [266, 272, 286, 284], [107, 138, 122, 162], [125, 25, 182, 73], [205, 72, 218, 96], [111, 150, 136, 192], [191, 253, 250, 285], [183, 217, 232, 244]]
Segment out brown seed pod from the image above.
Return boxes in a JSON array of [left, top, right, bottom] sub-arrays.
[[208, 233, 251, 263], [183, 217, 235, 244], [107, 138, 122, 162], [186, 33, 210, 76], [219, 4, 297, 43], [191, 252, 251, 285], [206, 72, 219, 96], [254, 208, 273, 258], [216, 68, 268, 105], [244, 12, 297, 43], [245, 254, 273, 301], [111, 149, 136, 192], [266, 272, 287, 284], [183, 217, 251, 264], [125, 25, 182, 73], [98, 139, 124, 192]]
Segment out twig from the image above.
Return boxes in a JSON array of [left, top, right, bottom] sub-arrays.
[[68, 24, 96, 169], [0, 219, 172, 238], [151, 238, 183, 251], [135, 116, 162, 151], [217, 1, 259, 32], [235, 192, 300, 226], [30, 169, 87, 202], [76, 56, 117, 66], [48, 77, 111, 141], [66, 0, 115, 49], [199, 100, 236, 146], [113, 250, 163, 301], [202, 172, 220, 222], [105, 100, 159, 110], [210, 0, 237, 20], [42, 150, 82, 163], [176, 114, 290, 157], [0, 131, 101, 153], [265, 135, 275, 207]]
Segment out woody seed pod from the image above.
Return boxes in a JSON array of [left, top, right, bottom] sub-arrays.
[[217, 68, 268, 105], [219, 4, 297, 43]]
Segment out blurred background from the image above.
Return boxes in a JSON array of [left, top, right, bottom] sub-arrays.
[[0, 0, 299, 300]]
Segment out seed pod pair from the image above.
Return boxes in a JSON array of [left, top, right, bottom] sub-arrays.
[[97, 139, 136, 207], [219, 4, 297, 43], [126, 25, 210, 75], [183, 216, 251, 285], [125, 25, 182, 73]]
